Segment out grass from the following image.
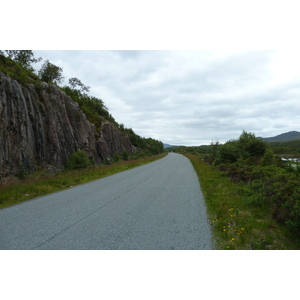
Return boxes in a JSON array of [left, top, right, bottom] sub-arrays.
[[185, 154, 299, 250], [0, 153, 167, 210]]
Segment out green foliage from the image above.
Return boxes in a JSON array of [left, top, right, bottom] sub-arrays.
[[113, 152, 121, 163], [4, 50, 41, 70], [268, 139, 300, 155], [61, 86, 115, 130], [238, 130, 267, 158], [261, 148, 278, 166], [204, 131, 300, 237], [241, 165, 300, 233], [186, 154, 299, 249], [0, 54, 39, 85], [17, 166, 27, 180], [213, 131, 267, 165], [69, 77, 90, 93], [65, 151, 90, 170], [122, 150, 129, 161], [123, 127, 163, 155], [38, 60, 64, 84]]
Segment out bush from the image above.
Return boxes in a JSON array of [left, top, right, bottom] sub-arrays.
[[207, 130, 300, 237], [213, 131, 267, 166], [241, 164, 300, 233], [122, 150, 129, 161], [113, 152, 121, 163], [66, 151, 90, 170]]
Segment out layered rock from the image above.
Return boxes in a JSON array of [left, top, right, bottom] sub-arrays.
[[0, 71, 135, 177]]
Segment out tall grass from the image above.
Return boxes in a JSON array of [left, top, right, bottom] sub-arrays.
[[185, 154, 299, 250], [0, 153, 167, 210]]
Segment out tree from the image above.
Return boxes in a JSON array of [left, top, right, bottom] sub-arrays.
[[38, 60, 63, 84], [213, 131, 267, 165], [5, 50, 41, 69], [238, 130, 266, 158], [68, 77, 90, 93]]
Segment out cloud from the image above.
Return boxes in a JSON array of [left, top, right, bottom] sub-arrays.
[[34, 50, 300, 146]]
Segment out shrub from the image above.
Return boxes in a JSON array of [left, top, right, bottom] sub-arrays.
[[238, 130, 266, 158], [65, 151, 90, 170], [122, 150, 129, 161], [213, 131, 267, 166], [113, 152, 121, 163], [207, 131, 300, 237]]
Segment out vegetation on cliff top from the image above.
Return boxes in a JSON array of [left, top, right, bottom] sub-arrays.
[[0, 50, 163, 157]]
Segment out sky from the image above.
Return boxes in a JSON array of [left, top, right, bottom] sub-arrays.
[[4, 1, 300, 147], [33, 50, 300, 146]]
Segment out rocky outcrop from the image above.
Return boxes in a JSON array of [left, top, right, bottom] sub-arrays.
[[0, 71, 135, 177]]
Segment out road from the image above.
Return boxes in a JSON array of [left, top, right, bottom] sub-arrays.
[[0, 153, 213, 250]]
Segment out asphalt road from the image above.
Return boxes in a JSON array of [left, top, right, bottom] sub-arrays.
[[0, 153, 213, 250]]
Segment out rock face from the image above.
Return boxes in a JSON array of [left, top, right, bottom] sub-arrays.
[[0, 71, 135, 177]]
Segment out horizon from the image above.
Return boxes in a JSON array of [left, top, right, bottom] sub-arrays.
[[164, 130, 300, 147]]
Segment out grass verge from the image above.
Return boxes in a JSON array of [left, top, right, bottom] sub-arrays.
[[185, 154, 299, 250], [0, 153, 167, 210]]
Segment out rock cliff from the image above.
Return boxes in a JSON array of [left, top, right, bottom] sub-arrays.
[[0, 71, 135, 177]]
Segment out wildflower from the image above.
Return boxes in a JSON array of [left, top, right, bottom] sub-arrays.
[[231, 238, 235, 241]]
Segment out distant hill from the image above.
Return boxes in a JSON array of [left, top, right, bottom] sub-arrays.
[[163, 143, 177, 148], [258, 131, 300, 142]]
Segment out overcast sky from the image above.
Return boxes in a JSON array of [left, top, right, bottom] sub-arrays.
[[33, 50, 300, 146], [4, 1, 300, 147]]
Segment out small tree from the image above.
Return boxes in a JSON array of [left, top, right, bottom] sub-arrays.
[[238, 130, 266, 158], [213, 131, 267, 165], [38, 60, 63, 84], [65, 150, 90, 170], [69, 77, 90, 93], [4, 50, 42, 69]]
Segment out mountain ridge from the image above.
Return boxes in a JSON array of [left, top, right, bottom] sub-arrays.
[[163, 143, 177, 148], [258, 131, 300, 142]]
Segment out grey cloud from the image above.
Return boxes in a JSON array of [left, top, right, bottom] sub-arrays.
[[33, 50, 300, 145]]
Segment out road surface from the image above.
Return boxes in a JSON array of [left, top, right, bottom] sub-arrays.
[[0, 153, 213, 250]]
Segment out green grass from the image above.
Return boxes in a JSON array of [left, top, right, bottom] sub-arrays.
[[185, 154, 299, 250], [0, 153, 167, 210]]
